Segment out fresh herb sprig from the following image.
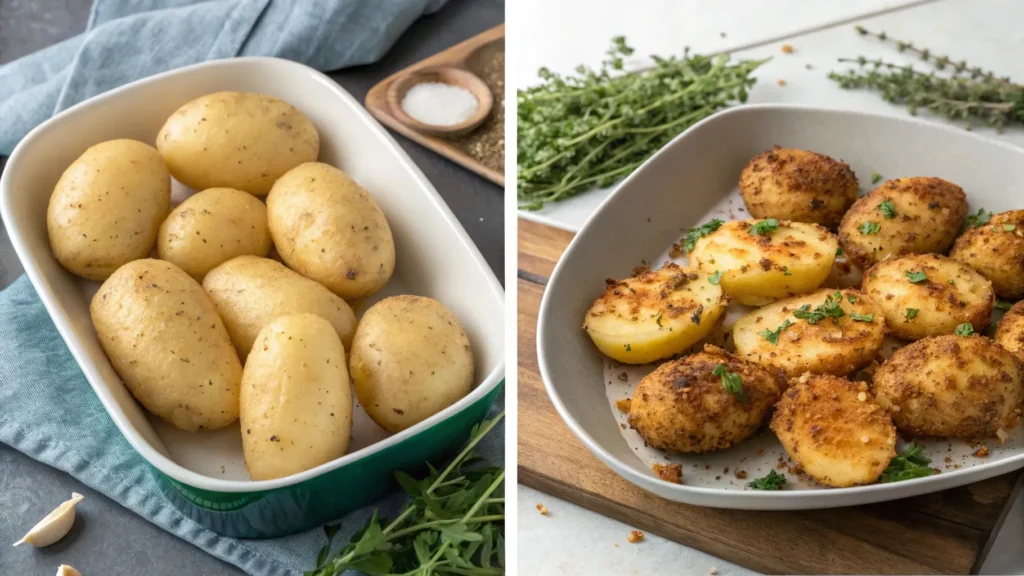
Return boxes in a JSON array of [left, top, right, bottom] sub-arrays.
[[713, 364, 745, 403], [683, 219, 724, 253], [758, 319, 793, 345], [793, 291, 846, 325], [748, 470, 786, 490], [881, 444, 936, 483]]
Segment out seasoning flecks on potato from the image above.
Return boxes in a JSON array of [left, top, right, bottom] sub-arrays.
[[950, 209, 1024, 299]]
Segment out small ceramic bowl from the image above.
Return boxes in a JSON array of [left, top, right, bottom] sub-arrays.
[[387, 66, 493, 137]]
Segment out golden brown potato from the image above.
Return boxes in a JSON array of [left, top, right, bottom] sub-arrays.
[[738, 147, 858, 227], [861, 253, 994, 340], [872, 334, 1024, 438], [627, 345, 784, 453], [994, 300, 1024, 363], [838, 177, 967, 269], [771, 374, 896, 487], [950, 210, 1024, 299]]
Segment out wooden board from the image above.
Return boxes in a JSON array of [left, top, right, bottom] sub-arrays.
[[517, 217, 1024, 575], [366, 24, 504, 186]]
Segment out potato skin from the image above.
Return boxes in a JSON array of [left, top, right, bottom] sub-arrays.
[[994, 300, 1024, 363], [738, 147, 858, 227], [267, 162, 395, 300], [771, 374, 896, 487], [872, 335, 1024, 439], [628, 345, 783, 453], [350, 296, 473, 433], [861, 253, 994, 340], [838, 177, 967, 269], [241, 314, 352, 480], [90, 259, 241, 431], [157, 187, 271, 280], [950, 210, 1024, 299], [156, 91, 319, 196], [47, 139, 171, 280], [202, 256, 356, 360]]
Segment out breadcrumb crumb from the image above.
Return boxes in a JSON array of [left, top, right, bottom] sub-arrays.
[[653, 462, 682, 484], [627, 530, 644, 543], [777, 79, 787, 86], [536, 503, 548, 515], [781, 44, 793, 54], [974, 445, 989, 457], [615, 398, 632, 413], [710, 568, 719, 575]]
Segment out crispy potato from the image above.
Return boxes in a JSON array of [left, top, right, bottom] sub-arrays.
[[732, 288, 886, 379], [950, 210, 1024, 299], [994, 300, 1024, 363], [738, 147, 858, 227], [688, 219, 838, 306], [582, 263, 726, 364], [838, 177, 967, 269], [771, 374, 897, 487], [861, 253, 994, 340], [627, 345, 783, 453], [872, 335, 1024, 438]]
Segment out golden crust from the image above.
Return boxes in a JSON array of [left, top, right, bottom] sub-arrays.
[[950, 210, 1024, 299], [994, 300, 1024, 363], [738, 147, 858, 227]]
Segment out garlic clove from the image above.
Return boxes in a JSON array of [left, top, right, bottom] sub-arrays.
[[13, 492, 85, 547], [56, 565, 82, 576]]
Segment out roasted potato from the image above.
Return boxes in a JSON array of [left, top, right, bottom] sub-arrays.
[[582, 263, 726, 364], [861, 253, 994, 340], [771, 374, 897, 487], [950, 210, 1024, 299], [838, 177, 967, 269], [627, 345, 783, 453], [994, 300, 1024, 363], [872, 334, 1024, 438]]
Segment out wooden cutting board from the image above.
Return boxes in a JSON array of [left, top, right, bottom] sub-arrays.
[[517, 217, 1024, 575]]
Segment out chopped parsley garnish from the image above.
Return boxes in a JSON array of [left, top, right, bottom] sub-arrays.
[[712, 364, 745, 404], [683, 219, 724, 253], [749, 218, 779, 236], [748, 469, 787, 490], [878, 199, 896, 219], [1004, 224, 1017, 232], [881, 444, 935, 483], [782, 267, 792, 276], [624, 344, 632, 351], [905, 270, 927, 283], [905, 308, 919, 320], [758, 319, 794, 345], [850, 312, 874, 322], [955, 323, 975, 336], [655, 312, 663, 327], [965, 208, 991, 229], [871, 172, 882, 184], [708, 270, 722, 285], [859, 221, 881, 235], [948, 279, 955, 285], [836, 247, 844, 256], [847, 294, 857, 304], [793, 291, 845, 325], [996, 299, 1015, 310]]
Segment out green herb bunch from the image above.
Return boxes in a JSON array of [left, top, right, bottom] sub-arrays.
[[881, 443, 936, 482]]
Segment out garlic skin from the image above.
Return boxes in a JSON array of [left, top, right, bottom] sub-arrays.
[[56, 566, 82, 576], [13, 493, 85, 548]]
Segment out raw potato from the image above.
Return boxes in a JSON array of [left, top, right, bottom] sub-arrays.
[[688, 219, 838, 306], [627, 345, 783, 453], [202, 256, 356, 360], [47, 139, 170, 280], [838, 177, 967, 269], [350, 296, 473, 433], [861, 253, 994, 340], [582, 263, 726, 364], [156, 91, 319, 196], [241, 314, 352, 480], [267, 162, 395, 300], [90, 259, 241, 431], [994, 300, 1024, 363], [872, 335, 1024, 438], [950, 210, 1024, 299], [732, 288, 886, 379], [771, 374, 897, 487], [157, 187, 271, 280], [738, 146, 858, 227]]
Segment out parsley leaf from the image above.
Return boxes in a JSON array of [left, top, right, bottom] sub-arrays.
[[708, 270, 722, 285], [955, 323, 975, 336], [782, 267, 792, 276], [625, 344, 632, 351], [996, 299, 1015, 310], [683, 219, 724, 253], [1004, 224, 1017, 232], [905, 308, 919, 320], [847, 294, 857, 303], [793, 291, 845, 325], [859, 221, 881, 235], [758, 319, 794, 345], [965, 208, 991, 229], [836, 247, 844, 256], [748, 469, 786, 490], [905, 270, 927, 283], [749, 218, 779, 236], [871, 172, 882, 184], [712, 364, 745, 403], [850, 312, 874, 322], [881, 444, 935, 483], [878, 199, 896, 219]]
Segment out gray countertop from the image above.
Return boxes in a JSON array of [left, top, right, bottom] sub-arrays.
[[0, 1, 504, 574]]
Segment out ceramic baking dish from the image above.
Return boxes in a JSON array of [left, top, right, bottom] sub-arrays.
[[537, 104, 1024, 510], [0, 57, 504, 537]]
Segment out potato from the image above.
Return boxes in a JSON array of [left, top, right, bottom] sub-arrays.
[[157, 188, 271, 280], [732, 288, 886, 379], [872, 335, 1024, 438], [350, 296, 473, 433], [688, 219, 838, 306], [861, 253, 994, 340], [47, 139, 171, 280], [267, 163, 395, 300], [771, 374, 896, 487], [838, 177, 967, 269], [156, 91, 319, 196], [738, 147, 858, 227], [994, 300, 1024, 363], [240, 314, 352, 480], [627, 345, 783, 453], [90, 259, 241, 431], [202, 256, 356, 360], [950, 210, 1024, 299], [582, 263, 726, 364]]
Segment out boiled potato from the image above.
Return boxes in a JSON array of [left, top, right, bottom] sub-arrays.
[[350, 296, 473, 433], [738, 147, 858, 227], [950, 210, 1024, 299], [47, 139, 170, 280], [627, 345, 783, 453], [861, 253, 994, 340], [771, 374, 896, 487], [994, 300, 1024, 363], [156, 91, 319, 196], [872, 335, 1024, 438], [157, 187, 271, 280], [732, 288, 886, 379], [241, 314, 352, 480], [583, 263, 726, 364], [688, 219, 838, 306], [838, 177, 967, 269], [267, 162, 395, 300], [90, 259, 241, 431], [202, 256, 356, 360]]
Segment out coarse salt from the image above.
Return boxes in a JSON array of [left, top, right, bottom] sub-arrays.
[[401, 82, 478, 127]]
